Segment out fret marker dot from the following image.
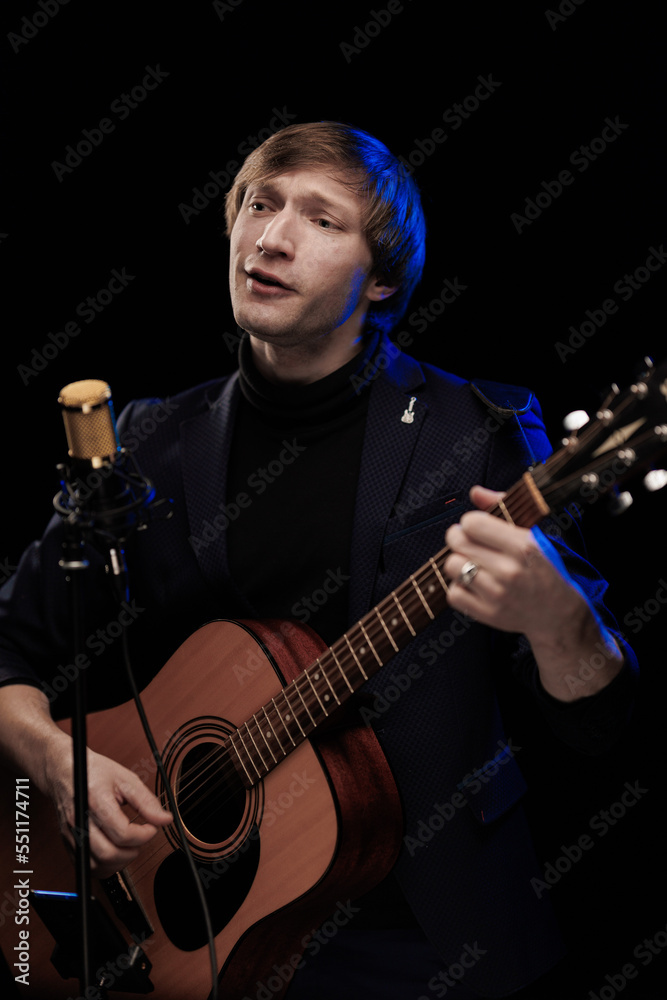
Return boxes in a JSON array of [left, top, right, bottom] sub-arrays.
[[360, 646, 366, 655], [324, 694, 330, 701], [429, 584, 435, 593], [313, 672, 320, 680], [285, 714, 291, 721], [391, 617, 398, 626]]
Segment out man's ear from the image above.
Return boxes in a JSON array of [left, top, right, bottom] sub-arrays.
[[365, 277, 399, 302]]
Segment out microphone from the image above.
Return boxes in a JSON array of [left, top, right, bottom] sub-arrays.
[[59, 379, 121, 469], [55, 379, 165, 550]]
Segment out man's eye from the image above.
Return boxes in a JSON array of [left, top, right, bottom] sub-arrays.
[[317, 218, 337, 229]]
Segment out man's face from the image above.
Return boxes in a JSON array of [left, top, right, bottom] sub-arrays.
[[228, 167, 389, 353]]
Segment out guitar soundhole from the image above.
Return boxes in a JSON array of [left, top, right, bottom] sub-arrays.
[[177, 741, 245, 845], [157, 716, 263, 861], [153, 716, 264, 951]]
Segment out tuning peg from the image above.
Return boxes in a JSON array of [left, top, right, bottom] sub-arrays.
[[644, 469, 667, 492], [607, 489, 634, 516], [562, 410, 589, 433]]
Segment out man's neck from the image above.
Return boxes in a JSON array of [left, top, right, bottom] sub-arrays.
[[248, 334, 365, 385]]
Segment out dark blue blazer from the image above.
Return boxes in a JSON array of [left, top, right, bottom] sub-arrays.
[[0, 340, 635, 995]]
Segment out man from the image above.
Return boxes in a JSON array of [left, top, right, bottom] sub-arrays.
[[0, 122, 635, 998]]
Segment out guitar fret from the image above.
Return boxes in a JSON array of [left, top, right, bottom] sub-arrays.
[[253, 712, 277, 763], [375, 607, 399, 652], [497, 498, 514, 523], [330, 646, 354, 693], [360, 621, 383, 666], [283, 687, 307, 738], [343, 633, 368, 681], [292, 677, 316, 728], [411, 573, 435, 619], [273, 695, 297, 745], [228, 733, 254, 785], [392, 593, 416, 636], [318, 659, 341, 706], [237, 727, 263, 780], [263, 705, 288, 755], [305, 667, 329, 715], [244, 722, 268, 774], [429, 556, 449, 594]]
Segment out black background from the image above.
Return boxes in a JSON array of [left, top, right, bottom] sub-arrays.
[[1, 1, 666, 996]]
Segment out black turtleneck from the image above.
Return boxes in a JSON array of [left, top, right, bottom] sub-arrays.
[[226, 332, 420, 930], [225, 333, 377, 646]]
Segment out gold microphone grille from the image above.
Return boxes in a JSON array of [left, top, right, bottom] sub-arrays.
[[58, 380, 120, 463]]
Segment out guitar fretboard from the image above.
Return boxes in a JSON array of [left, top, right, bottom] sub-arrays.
[[227, 471, 550, 787]]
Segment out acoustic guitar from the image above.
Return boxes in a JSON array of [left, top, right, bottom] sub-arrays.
[[0, 360, 665, 999]]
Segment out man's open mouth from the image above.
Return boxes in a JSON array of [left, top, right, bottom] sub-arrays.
[[247, 269, 291, 289]]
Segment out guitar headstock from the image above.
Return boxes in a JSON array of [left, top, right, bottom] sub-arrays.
[[532, 358, 667, 513]]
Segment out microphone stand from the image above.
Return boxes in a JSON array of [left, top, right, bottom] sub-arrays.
[[58, 516, 96, 997], [54, 452, 164, 999]]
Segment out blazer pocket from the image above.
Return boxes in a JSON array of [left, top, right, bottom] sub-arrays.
[[384, 490, 466, 543], [457, 743, 528, 825]]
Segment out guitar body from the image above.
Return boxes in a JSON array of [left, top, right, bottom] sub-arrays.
[[0, 619, 403, 999]]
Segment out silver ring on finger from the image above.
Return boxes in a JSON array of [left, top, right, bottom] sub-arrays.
[[458, 560, 479, 588]]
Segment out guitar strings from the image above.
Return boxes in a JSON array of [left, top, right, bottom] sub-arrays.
[[122, 475, 551, 885], [129, 479, 539, 825]]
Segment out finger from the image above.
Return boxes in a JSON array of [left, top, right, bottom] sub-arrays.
[[114, 774, 173, 827], [444, 522, 519, 580], [469, 484, 505, 511], [92, 780, 171, 847], [451, 511, 538, 562], [60, 815, 148, 877]]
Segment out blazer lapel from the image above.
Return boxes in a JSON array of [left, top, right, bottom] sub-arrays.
[[348, 347, 427, 625], [180, 373, 251, 607]]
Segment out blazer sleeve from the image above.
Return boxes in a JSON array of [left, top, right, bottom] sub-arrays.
[[482, 390, 638, 754]]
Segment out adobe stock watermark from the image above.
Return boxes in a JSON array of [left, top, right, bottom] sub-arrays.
[[348, 275, 469, 394], [585, 918, 667, 1000], [222, 272, 448, 366], [7, 0, 72, 54], [241, 898, 361, 1000], [291, 568, 350, 625], [51, 66, 170, 182], [418, 940, 487, 999], [510, 115, 629, 234], [16, 267, 136, 385], [57, 931, 150, 998], [339, 1, 409, 63], [582, 917, 667, 999], [622, 577, 667, 635], [357, 615, 479, 728], [390, 406, 516, 528], [544, 0, 587, 31], [40, 598, 145, 702], [398, 74, 502, 175], [530, 778, 648, 899], [119, 398, 180, 451], [178, 106, 298, 224], [565, 578, 667, 696], [555, 243, 667, 361], [232, 621, 300, 686], [404, 739, 521, 856], [188, 438, 307, 554], [212, 0, 245, 20]]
